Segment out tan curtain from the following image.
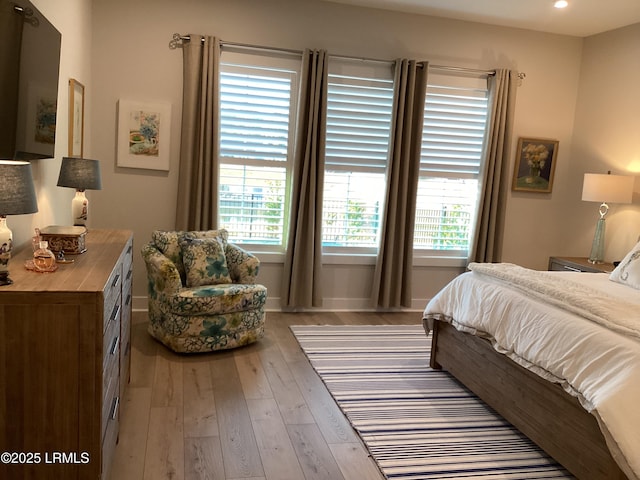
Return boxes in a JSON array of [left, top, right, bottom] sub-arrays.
[[175, 35, 220, 231], [468, 69, 518, 263], [281, 49, 328, 309], [0, 5, 24, 158], [371, 60, 428, 309]]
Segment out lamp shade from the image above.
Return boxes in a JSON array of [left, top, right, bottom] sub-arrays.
[[57, 157, 102, 190], [582, 173, 633, 204], [0, 160, 39, 215]]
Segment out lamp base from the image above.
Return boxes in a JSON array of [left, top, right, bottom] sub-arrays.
[[588, 217, 606, 264], [0, 216, 13, 286], [72, 190, 88, 226], [0, 271, 12, 286]]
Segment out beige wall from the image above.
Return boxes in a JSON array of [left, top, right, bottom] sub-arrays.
[[88, 0, 589, 310], [18, 0, 638, 311], [564, 23, 640, 261]]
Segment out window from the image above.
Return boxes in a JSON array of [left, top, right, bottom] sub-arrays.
[[322, 60, 394, 252], [217, 48, 490, 261], [218, 50, 300, 249], [414, 73, 489, 256]]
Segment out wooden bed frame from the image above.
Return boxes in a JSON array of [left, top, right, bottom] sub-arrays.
[[429, 320, 628, 480]]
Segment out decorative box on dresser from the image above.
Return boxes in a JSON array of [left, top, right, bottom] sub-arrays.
[[0, 229, 133, 480]]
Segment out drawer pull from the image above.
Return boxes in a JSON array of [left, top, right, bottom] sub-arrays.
[[126, 269, 133, 281], [111, 273, 121, 289], [127, 244, 133, 254], [125, 293, 132, 306], [110, 335, 120, 356], [110, 304, 120, 323], [563, 265, 582, 272], [110, 396, 120, 420]]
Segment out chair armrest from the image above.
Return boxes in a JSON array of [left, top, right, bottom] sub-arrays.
[[225, 243, 260, 284], [141, 243, 183, 298]]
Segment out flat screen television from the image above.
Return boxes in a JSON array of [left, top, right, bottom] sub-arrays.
[[0, 0, 61, 160]]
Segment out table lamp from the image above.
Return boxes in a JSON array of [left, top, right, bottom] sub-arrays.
[[581, 172, 634, 263], [57, 157, 102, 226], [0, 160, 39, 285]]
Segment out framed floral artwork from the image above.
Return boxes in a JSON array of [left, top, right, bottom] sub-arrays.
[[512, 137, 559, 193], [116, 99, 171, 171]]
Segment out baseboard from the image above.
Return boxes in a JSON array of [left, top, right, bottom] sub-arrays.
[[132, 296, 148, 312], [273, 296, 426, 312]]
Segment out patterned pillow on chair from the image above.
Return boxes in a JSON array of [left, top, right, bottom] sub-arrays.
[[153, 229, 229, 281], [179, 235, 232, 287]]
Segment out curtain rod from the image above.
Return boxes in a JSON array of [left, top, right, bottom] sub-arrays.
[[169, 33, 525, 79], [430, 64, 494, 77], [169, 34, 301, 56]]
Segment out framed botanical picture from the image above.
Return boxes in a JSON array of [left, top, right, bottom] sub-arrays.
[[68, 78, 84, 157], [21, 82, 57, 158], [117, 99, 171, 171], [512, 137, 559, 193]]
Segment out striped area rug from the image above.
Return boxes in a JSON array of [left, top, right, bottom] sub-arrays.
[[291, 324, 573, 480]]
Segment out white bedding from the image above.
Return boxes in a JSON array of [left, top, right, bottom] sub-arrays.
[[422, 267, 640, 480]]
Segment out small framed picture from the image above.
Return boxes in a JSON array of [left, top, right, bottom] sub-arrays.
[[512, 137, 559, 193], [68, 78, 84, 157], [117, 99, 171, 171]]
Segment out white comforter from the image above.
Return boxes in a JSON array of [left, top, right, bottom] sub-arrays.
[[423, 266, 640, 480]]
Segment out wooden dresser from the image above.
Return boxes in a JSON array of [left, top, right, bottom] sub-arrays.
[[0, 229, 133, 480]]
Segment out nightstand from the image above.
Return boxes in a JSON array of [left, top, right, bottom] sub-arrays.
[[548, 256, 615, 273]]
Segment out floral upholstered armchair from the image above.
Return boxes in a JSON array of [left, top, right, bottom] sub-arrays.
[[141, 229, 267, 353]]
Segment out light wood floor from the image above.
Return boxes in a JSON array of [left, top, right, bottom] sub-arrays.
[[109, 310, 421, 480]]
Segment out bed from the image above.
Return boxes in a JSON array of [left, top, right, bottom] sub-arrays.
[[422, 253, 640, 480]]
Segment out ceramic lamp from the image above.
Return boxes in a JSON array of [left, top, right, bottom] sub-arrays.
[[581, 172, 634, 263], [0, 160, 39, 285], [57, 157, 102, 226]]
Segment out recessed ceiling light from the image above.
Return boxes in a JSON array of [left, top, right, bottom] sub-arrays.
[[554, 0, 568, 8]]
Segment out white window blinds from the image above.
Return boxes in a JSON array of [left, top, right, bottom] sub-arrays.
[[420, 74, 489, 179], [219, 66, 294, 163], [322, 60, 394, 249], [218, 51, 300, 247], [414, 73, 490, 253], [325, 72, 394, 174]]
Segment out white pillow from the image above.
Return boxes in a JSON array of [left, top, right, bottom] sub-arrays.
[[609, 240, 640, 290]]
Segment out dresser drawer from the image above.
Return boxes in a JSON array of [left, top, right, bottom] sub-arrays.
[[102, 306, 120, 373], [102, 295, 121, 443], [103, 263, 123, 333], [102, 353, 119, 442], [120, 290, 132, 397], [120, 238, 134, 396], [102, 303, 119, 408], [101, 394, 119, 480], [123, 238, 134, 276]]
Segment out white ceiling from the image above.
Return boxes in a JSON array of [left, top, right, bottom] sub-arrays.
[[323, 0, 640, 37]]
